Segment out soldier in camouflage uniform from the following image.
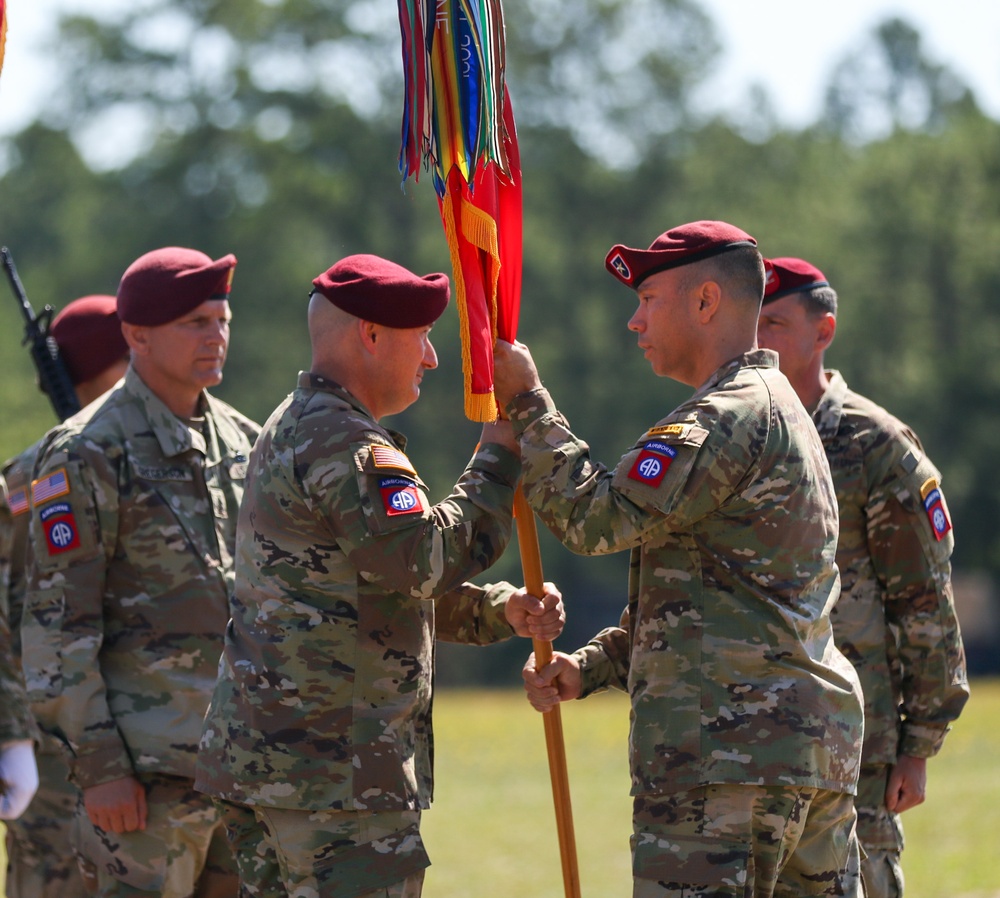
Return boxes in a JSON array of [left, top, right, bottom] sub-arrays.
[[1, 473, 40, 823], [21, 248, 261, 898], [196, 254, 565, 898], [495, 221, 866, 898], [3, 293, 130, 898], [757, 256, 970, 898]]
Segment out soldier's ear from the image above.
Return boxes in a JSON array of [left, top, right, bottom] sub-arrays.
[[121, 322, 151, 356], [358, 319, 380, 355], [816, 312, 836, 352]]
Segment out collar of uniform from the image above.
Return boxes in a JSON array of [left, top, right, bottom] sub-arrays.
[[812, 369, 849, 440], [297, 369, 377, 419], [296, 371, 409, 452], [123, 366, 216, 460], [693, 348, 779, 397]]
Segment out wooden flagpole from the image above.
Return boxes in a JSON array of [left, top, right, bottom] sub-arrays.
[[513, 485, 581, 898]]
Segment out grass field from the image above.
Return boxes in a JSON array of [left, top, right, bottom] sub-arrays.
[[2, 679, 997, 897]]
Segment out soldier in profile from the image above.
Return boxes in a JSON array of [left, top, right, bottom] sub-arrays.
[[495, 221, 865, 898], [196, 254, 564, 898]]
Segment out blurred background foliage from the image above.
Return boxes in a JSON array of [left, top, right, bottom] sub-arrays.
[[1, 0, 997, 682]]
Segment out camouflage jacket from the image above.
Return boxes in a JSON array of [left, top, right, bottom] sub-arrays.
[[196, 373, 522, 812], [3, 387, 122, 757], [21, 366, 259, 788], [0, 473, 36, 743], [2, 445, 35, 645], [507, 350, 864, 796], [815, 371, 969, 764]]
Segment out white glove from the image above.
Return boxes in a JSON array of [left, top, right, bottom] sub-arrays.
[[0, 739, 39, 820]]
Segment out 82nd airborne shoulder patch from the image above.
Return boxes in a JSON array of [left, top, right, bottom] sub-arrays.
[[39, 501, 82, 555], [920, 477, 952, 541], [627, 439, 678, 488], [379, 476, 426, 517]]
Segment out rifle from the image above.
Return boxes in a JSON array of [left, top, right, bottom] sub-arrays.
[[2, 246, 81, 422]]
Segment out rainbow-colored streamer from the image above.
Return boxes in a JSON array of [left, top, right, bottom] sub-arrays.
[[397, 0, 522, 422], [397, 0, 512, 197]]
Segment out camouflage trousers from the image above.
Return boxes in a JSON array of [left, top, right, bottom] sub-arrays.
[[74, 772, 238, 898], [4, 747, 95, 898], [631, 785, 864, 898], [855, 767, 905, 898], [216, 800, 430, 898]]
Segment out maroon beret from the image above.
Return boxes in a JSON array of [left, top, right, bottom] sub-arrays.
[[605, 220, 757, 289], [762, 257, 830, 305], [117, 247, 237, 326], [51, 295, 129, 386], [311, 254, 450, 328]]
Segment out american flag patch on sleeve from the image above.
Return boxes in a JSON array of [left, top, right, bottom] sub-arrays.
[[370, 445, 417, 476], [32, 468, 71, 504], [8, 487, 29, 516]]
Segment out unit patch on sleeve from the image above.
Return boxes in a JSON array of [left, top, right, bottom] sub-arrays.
[[32, 468, 71, 504], [379, 476, 426, 516], [370, 445, 418, 477], [627, 440, 678, 488], [920, 477, 952, 541], [39, 501, 82, 555]]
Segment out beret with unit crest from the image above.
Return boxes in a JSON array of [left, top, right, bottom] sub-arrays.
[[605, 220, 758, 289], [762, 257, 830, 304]]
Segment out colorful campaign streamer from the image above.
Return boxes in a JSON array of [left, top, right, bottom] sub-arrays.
[[396, 5, 581, 896], [397, 0, 519, 421]]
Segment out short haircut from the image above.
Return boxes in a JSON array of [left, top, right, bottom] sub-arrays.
[[682, 245, 765, 306], [799, 285, 838, 317]]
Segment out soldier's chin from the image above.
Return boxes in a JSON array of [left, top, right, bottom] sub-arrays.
[[195, 368, 225, 388]]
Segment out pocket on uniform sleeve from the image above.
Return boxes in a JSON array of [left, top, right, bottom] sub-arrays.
[[612, 423, 710, 517], [31, 460, 101, 571], [352, 442, 432, 536]]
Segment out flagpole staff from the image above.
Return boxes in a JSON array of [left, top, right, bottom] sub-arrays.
[[513, 484, 582, 898]]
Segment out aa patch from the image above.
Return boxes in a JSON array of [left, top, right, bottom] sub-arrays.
[[39, 501, 82, 555], [7, 487, 29, 516], [627, 440, 678, 487], [371, 445, 418, 477], [32, 468, 71, 504], [379, 476, 425, 517], [920, 478, 952, 541]]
